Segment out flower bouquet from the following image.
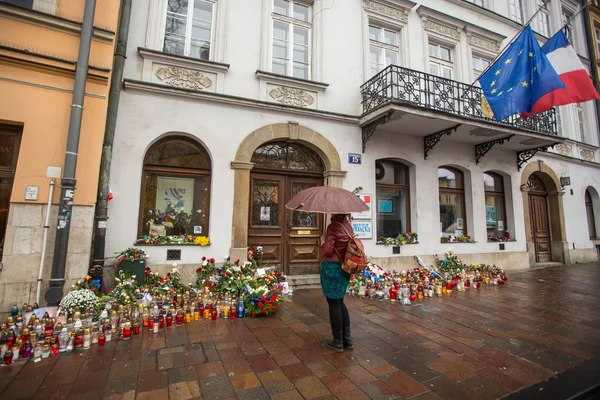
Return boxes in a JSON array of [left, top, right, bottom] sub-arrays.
[[59, 289, 100, 315]]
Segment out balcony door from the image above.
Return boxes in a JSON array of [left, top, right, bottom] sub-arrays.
[[248, 141, 324, 275]]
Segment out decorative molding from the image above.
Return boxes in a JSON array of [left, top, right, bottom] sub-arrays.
[[555, 143, 572, 156], [422, 19, 461, 40], [139, 48, 230, 74], [155, 66, 212, 90], [474, 135, 514, 164], [468, 34, 500, 52], [268, 87, 314, 107], [0, 3, 114, 44], [581, 149, 595, 161], [363, 0, 409, 23], [255, 70, 329, 91], [123, 80, 359, 124], [362, 113, 392, 153], [424, 124, 461, 160]]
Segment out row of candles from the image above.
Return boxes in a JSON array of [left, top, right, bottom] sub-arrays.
[[0, 293, 251, 365]]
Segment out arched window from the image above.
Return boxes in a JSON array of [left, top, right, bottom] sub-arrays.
[[484, 172, 507, 240], [586, 188, 597, 239], [438, 167, 466, 237], [139, 137, 211, 237], [251, 141, 324, 172], [375, 160, 410, 238]]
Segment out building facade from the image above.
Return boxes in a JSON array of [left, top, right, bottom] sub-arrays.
[[106, 0, 600, 286], [0, 0, 120, 310]]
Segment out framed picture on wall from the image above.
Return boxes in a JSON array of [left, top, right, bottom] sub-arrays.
[[377, 199, 394, 214]]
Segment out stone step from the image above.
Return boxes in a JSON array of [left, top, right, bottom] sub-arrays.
[[287, 274, 321, 289]]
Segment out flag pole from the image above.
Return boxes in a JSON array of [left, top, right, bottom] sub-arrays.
[[468, 0, 552, 87], [562, 0, 592, 32]]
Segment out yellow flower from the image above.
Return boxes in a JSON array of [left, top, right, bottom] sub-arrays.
[[85, 275, 92, 280], [194, 236, 210, 246]]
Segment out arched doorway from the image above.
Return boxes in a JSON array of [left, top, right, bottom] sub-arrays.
[[521, 162, 568, 265], [249, 142, 325, 275], [229, 123, 345, 272]]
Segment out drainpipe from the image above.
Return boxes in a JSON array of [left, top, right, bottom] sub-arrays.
[[582, 0, 600, 136], [91, 0, 132, 272], [44, 0, 97, 306]]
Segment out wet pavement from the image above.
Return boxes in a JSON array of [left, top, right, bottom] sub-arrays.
[[1, 262, 600, 400]]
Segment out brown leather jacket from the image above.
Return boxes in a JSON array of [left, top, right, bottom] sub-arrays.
[[320, 215, 354, 263]]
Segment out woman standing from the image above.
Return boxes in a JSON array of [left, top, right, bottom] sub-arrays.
[[319, 213, 353, 352]]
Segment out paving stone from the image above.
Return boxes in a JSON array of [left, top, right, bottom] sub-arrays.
[[33, 383, 72, 400], [384, 370, 430, 398], [70, 369, 109, 397], [270, 389, 304, 400], [137, 370, 168, 393], [272, 351, 301, 367], [196, 361, 225, 378], [229, 371, 261, 392], [306, 360, 338, 378], [135, 388, 169, 400], [103, 375, 138, 396], [169, 381, 201, 400], [223, 359, 253, 374], [294, 375, 331, 399], [103, 390, 136, 400], [359, 380, 400, 400], [256, 369, 294, 394], [280, 362, 314, 383], [425, 374, 483, 400], [321, 372, 358, 394], [41, 365, 80, 387], [459, 375, 509, 399], [168, 366, 198, 383], [427, 358, 474, 382], [237, 386, 271, 400], [198, 374, 236, 400], [1, 375, 46, 399], [246, 353, 279, 373], [339, 364, 378, 386]]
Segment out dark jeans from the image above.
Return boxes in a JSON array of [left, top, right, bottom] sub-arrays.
[[326, 297, 350, 333]]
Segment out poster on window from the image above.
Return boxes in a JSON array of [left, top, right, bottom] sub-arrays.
[[352, 221, 372, 239], [352, 193, 372, 220], [456, 218, 464, 230], [156, 177, 195, 214]]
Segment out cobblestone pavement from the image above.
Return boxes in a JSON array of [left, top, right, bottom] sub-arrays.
[[1, 263, 599, 399]]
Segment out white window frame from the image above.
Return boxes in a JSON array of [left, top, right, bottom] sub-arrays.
[[576, 103, 586, 143], [556, 106, 563, 136], [537, 0, 550, 37], [368, 25, 400, 77], [161, 0, 217, 60], [429, 42, 454, 79], [509, 0, 523, 24], [466, 0, 483, 6], [270, 0, 312, 80], [563, 9, 574, 43], [595, 26, 600, 58], [471, 55, 490, 80]]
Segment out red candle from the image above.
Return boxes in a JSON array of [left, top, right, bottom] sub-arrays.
[[176, 313, 184, 325], [166, 313, 173, 327], [230, 308, 237, 319], [98, 334, 106, 346], [133, 324, 140, 335], [74, 332, 84, 348], [50, 344, 59, 356], [44, 323, 54, 337], [148, 319, 154, 330], [123, 326, 132, 341], [3, 350, 13, 365], [211, 310, 217, 320], [159, 316, 164, 329]]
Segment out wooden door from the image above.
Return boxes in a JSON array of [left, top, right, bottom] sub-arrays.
[[248, 173, 323, 275], [529, 194, 550, 262], [248, 174, 285, 267], [286, 177, 322, 275]]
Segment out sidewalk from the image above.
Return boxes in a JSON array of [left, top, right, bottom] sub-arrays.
[[1, 262, 599, 399]]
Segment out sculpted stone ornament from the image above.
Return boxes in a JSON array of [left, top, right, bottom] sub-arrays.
[[363, 0, 408, 22], [555, 143, 572, 156], [580, 149, 595, 161], [423, 19, 461, 39], [156, 66, 213, 90], [468, 34, 500, 52], [269, 87, 315, 107]]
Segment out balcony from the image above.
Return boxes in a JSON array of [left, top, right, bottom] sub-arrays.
[[360, 65, 564, 169]]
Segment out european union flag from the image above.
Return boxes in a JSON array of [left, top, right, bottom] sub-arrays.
[[478, 25, 564, 121]]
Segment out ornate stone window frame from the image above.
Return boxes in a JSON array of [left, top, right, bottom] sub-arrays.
[[139, 47, 229, 94], [362, 0, 413, 81], [145, 0, 227, 63], [417, 6, 465, 81], [464, 24, 505, 83]]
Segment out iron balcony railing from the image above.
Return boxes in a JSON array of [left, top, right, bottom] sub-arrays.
[[360, 65, 557, 136]]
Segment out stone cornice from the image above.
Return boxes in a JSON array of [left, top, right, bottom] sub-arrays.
[[255, 70, 329, 91], [0, 3, 115, 44], [138, 48, 230, 74], [417, 7, 466, 41], [363, 0, 414, 24], [123, 80, 358, 124], [230, 161, 255, 170], [465, 25, 505, 54]]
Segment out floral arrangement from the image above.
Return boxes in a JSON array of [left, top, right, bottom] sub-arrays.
[[143, 206, 207, 236], [72, 274, 101, 292], [59, 289, 100, 315], [441, 234, 475, 243], [110, 270, 141, 305], [135, 235, 210, 246], [244, 290, 279, 317], [196, 257, 218, 290], [377, 232, 419, 246], [115, 247, 148, 266], [352, 186, 363, 194]]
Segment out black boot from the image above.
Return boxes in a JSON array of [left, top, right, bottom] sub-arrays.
[[326, 330, 344, 353], [343, 326, 353, 350]]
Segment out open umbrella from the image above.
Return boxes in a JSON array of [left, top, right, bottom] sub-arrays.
[[285, 186, 369, 214]]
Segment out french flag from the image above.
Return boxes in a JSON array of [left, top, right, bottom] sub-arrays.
[[523, 29, 600, 118]]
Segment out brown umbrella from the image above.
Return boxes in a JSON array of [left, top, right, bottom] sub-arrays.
[[285, 186, 369, 214]]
